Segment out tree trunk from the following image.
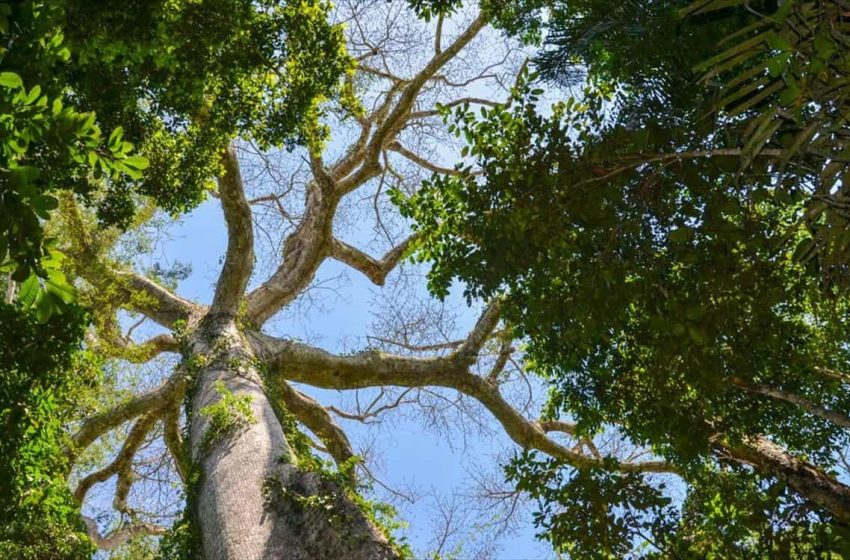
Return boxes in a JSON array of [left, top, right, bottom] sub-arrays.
[[187, 318, 399, 560]]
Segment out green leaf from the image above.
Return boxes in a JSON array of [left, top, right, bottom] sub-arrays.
[[0, 71, 22, 89], [24, 84, 41, 105], [17, 274, 40, 309], [108, 126, 124, 151], [45, 278, 75, 304]]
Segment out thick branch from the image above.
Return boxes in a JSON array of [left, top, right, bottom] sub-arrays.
[[268, 378, 355, 467], [723, 435, 850, 523], [70, 378, 183, 458], [329, 234, 417, 286], [163, 405, 189, 483], [74, 413, 159, 504], [731, 377, 850, 428], [116, 272, 200, 328], [258, 332, 676, 475], [244, 16, 488, 325], [97, 331, 179, 364], [211, 145, 255, 317], [60, 194, 200, 328]]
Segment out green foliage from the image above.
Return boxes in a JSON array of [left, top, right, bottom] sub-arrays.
[[399, 6, 850, 552], [157, 466, 202, 560], [0, 301, 99, 559], [506, 453, 674, 558], [0, 0, 147, 281], [199, 381, 255, 451], [61, 0, 351, 219], [681, 0, 850, 291], [1, 0, 349, 285], [507, 452, 850, 558]]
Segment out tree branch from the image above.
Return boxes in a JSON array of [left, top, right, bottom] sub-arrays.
[[163, 405, 189, 483], [329, 234, 417, 286], [257, 328, 677, 475], [722, 435, 850, 523], [70, 378, 184, 458], [115, 271, 200, 328], [267, 378, 355, 468], [95, 331, 179, 364], [731, 377, 850, 428], [74, 413, 159, 504], [210, 145, 255, 317], [336, 14, 487, 196], [243, 15, 488, 325], [387, 140, 480, 177], [83, 517, 168, 551]]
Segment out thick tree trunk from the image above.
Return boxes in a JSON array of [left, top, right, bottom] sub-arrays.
[[187, 318, 399, 560]]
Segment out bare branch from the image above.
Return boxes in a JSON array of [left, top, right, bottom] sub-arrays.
[[211, 145, 255, 317], [366, 336, 463, 353], [538, 420, 579, 436], [387, 140, 480, 177], [329, 234, 418, 286], [336, 14, 488, 196], [328, 388, 417, 423], [456, 300, 503, 365], [244, 14, 488, 325], [258, 331, 677, 474], [486, 338, 514, 384]]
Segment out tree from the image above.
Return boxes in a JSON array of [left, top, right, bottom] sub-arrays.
[[51, 2, 656, 558], [402, 0, 850, 556]]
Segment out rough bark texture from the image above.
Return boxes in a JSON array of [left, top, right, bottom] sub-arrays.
[[187, 318, 398, 560], [725, 436, 850, 523]]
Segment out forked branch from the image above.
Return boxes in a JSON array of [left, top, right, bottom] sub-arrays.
[[329, 234, 418, 286]]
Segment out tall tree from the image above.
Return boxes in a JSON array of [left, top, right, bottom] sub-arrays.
[[53, 2, 651, 558]]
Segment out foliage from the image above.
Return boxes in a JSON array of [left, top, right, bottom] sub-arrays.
[[398, 2, 850, 554], [506, 453, 674, 558], [199, 381, 255, 451], [0, 300, 99, 559], [0, 0, 146, 281], [1, 0, 349, 284]]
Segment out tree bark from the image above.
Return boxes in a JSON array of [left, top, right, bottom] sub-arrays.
[[723, 436, 850, 524], [188, 318, 399, 560]]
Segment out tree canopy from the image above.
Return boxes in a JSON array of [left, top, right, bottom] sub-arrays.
[[4, 0, 850, 558], [403, 0, 850, 556]]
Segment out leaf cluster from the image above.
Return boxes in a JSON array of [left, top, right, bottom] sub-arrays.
[[0, 300, 100, 559]]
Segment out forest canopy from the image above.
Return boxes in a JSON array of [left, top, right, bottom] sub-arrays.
[[2, 0, 850, 558]]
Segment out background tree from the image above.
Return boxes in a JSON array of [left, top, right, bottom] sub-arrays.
[[403, 0, 850, 556]]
